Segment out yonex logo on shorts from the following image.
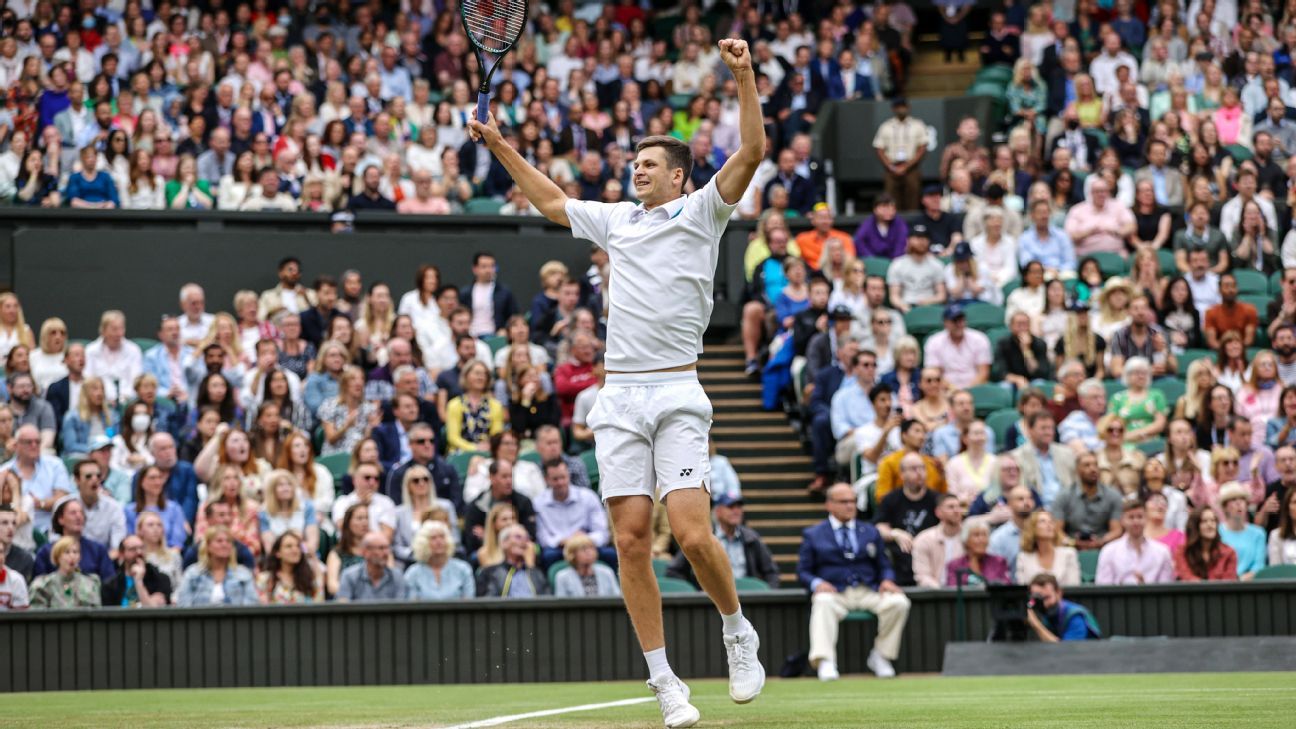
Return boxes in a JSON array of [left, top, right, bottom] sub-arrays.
[[680, 468, 693, 477]]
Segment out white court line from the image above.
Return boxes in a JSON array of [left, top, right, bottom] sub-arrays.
[[443, 697, 656, 729]]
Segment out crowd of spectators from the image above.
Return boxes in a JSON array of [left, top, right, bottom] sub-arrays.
[[730, 0, 1296, 604], [0, 0, 917, 215]]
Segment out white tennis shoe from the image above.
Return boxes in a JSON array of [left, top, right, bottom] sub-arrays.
[[648, 675, 700, 728], [724, 626, 765, 703]]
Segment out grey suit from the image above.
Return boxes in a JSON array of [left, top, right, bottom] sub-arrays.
[[1133, 165, 1185, 207], [1010, 442, 1077, 510]]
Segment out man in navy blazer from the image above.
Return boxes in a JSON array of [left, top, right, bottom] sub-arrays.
[[459, 252, 519, 337], [372, 393, 420, 473], [798, 482, 911, 682], [806, 339, 863, 494]]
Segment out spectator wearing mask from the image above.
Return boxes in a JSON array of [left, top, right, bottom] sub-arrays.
[[667, 494, 779, 590]]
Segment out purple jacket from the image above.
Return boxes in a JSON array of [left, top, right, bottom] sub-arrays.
[[852, 215, 909, 259], [945, 554, 1012, 587]]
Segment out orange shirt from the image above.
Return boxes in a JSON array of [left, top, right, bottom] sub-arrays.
[[874, 450, 948, 502], [1204, 302, 1258, 339], [794, 228, 853, 270]]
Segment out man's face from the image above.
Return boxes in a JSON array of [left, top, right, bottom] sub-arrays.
[[159, 318, 180, 346], [1271, 100, 1286, 124], [558, 282, 581, 310], [1276, 447, 1296, 477], [632, 146, 683, 203], [944, 315, 966, 338], [825, 485, 857, 522], [1220, 276, 1238, 303], [95, 103, 113, 127], [119, 536, 145, 566], [473, 256, 496, 283], [1232, 420, 1253, 450], [10, 377, 33, 402], [1122, 506, 1146, 539], [936, 497, 962, 527], [545, 463, 571, 494], [151, 435, 177, 469], [490, 461, 514, 497], [1189, 249, 1209, 275], [1034, 582, 1061, 610], [1148, 143, 1166, 167], [1082, 388, 1106, 417], [853, 355, 877, 384], [76, 465, 102, 500], [1077, 455, 1099, 484], [1256, 134, 1274, 158], [1030, 417, 1054, 449], [1007, 487, 1036, 518], [363, 536, 391, 567], [535, 429, 561, 460], [865, 277, 886, 306], [410, 429, 434, 461], [59, 501, 86, 536], [0, 511, 14, 545], [1130, 298, 1150, 325], [809, 282, 830, 309], [715, 501, 744, 528], [395, 395, 419, 424], [902, 422, 927, 450], [900, 455, 927, 489], [952, 393, 974, 422]]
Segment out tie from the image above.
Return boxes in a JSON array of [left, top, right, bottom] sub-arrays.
[[836, 526, 852, 556]]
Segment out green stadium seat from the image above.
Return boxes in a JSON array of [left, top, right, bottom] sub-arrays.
[[652, 558, 670, 578], [316, 452, 350, 482], [62, 455, 79, 474], [904, 305, 945, 337], [844, 610, 875, 622], [547, 559, 570, 585], [734, 576, 772, 592], [131, 337, 159, 351], [1240, 294, 1272, 314], [1102, 380, 1125, 398], [964, 302, 1006, 330], [483, 334, 508, 356], [1078, 550, 1101, 584], [1271, 270, 1285, 295], [1135, 437, 1166, 456], [1157, 248, 1177, 276], [1226, 144, 1253, 162], [1000, 278, 1021, 299], [975, 65, 1013, 86], [985, 408, 1020, 453], [657, 576, 698, 593], [985, 326, 1010, 351], [1254, 564, 1296, 580], [1090, 252, 1127, 277], [863, 256, 892, 278], [1234, 270, 1268, 295], [448, 450, 487, 481], [1152, 378, 1185, 409], [968, 384, 1012, 418], [581, 449, 599, 491], [464, 198, 502, 214], [518, 451, 542, 466], [1030, 380, 1056, 398], [1178, 348, 1214, 373]]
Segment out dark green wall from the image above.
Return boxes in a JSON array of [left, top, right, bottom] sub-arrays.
[[3, 582, 1293, 692]]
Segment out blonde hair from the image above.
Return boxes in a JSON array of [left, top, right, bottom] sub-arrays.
[[134, 510, 168, 556], [261, 469, 302, 516], [76, 376, 113, 424], [1180, 358, 1215, 420], [0, 293, 33, 349], [197, 525, 237, 571], [538, 260, 569, 287], [37, 317, 67, 354], [1245, 349, 1278, 389], [562, 532, 597, 563], [98, 309, 125, 336], [412, 520, 455, 563], [50, 535, 80, 567], [401, 464, 433, 507], [1019, 510, 1063, 553], [314, 340, 349, 373], [1210, 446, 1241, 479], [359, 286, 395, 343], [477, 502, 516, 568], [198, 312, 243, 359], [232, 290, 259, 317]]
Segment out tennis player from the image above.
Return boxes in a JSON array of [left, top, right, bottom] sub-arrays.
[[469, 38, 766, 729]]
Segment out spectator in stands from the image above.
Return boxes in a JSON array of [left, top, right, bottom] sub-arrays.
[[873, 98, 927, 211], [386, 422, 462, 512], [1204, 273, 1259, 350], [885, 225, 945, 315], [1064, 177, 1135, 257], [799, 482, 910, 681], [1096, 497, 1175, 585], [1267, 487, 1296, 566], [998, 310, 1054, 392], [463, 459, 538, 555], [460, 252, 519, 338], [72, 460, 125, 556], [256, 531, 321, 605], [553, 332, 598, 428], [258, 470, 319, 559], [553, 533, 622, 598], [84, 310, 143, 405], [1018, 199, 1076, 277], [1174, 505, 1239, 581], [1025, 573, 1101, 641], [6, 372, 53, 452], [923, 305, 992, 389], [1174, 202, 1229, 276], [317, 366, 379, 458], [29, 535, 102, 609], [34, 496, 114, 582], [1059, 379, 1107, 454], [1218, 483, 1268, 579], [911, 493, 964, 588], [0, 503, 33, 586], [101, 534, 171, 608], [534, 458, 611, 570], [876, 452, 941, 586], [667, 494, 779, 590], [337, 532, 407, 602], [1016, 508, 1081, 585], [3, 423, 70, 535], [1109, 357, 1170, 443], [931, 390, 997, 462], [477, 524, 550, 598], [797, 204, 853, 272], [853, 194, 909, 260], [404, 520, 474, 600], [1052, 452, 1124, 550], [330, 459, 396, 535], [946, 519, 1011, 587], [1110, 296, 1177, 379], [444, 360, 504, 456], [175, 525, 257, 607], [945, 241, 1000, 306], [875, 419, 945, 502], [64, 145, 119, 208]]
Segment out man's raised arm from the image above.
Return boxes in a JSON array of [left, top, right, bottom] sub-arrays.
[[467, 112, 572, 227], [713, 38, 767, 205]]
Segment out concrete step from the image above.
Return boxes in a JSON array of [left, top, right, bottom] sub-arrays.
[[711, 397, 765, 410], [711, 425, 800, 437]]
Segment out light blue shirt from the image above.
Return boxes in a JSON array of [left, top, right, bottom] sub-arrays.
[[1058, 411, 1100, 452], [1219, 523, 1268, 576], [404, 559, 475, 600], [709, 455, 742, 501], [830, 379, 876, 440], [1152, 167, 1168, 205], [1017, 225, 1077, 271], [1036, 448, 1061, 507], [142, 343, 194, 395], [929, 423, 997, 460], [533, 487, 609, 550], [988, 521, 1022, 573], [2, 455, 73, 534]]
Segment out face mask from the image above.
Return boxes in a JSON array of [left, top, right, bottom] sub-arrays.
[[131, 414, 151, 432], [82, 16, 96, 29]]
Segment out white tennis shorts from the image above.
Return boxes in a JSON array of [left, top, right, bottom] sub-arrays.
[[587, 370, 713, 502]]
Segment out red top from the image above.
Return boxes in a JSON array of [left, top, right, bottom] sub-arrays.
[[1172, 544, 1238, 582]]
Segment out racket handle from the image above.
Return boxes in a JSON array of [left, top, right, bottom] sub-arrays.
[[476, 92, 490, 127]]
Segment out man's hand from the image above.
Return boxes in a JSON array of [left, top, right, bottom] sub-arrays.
[[813, 581, 838, 594], [129, 560, 146, 582], [891, 530, 914, 553], [718, 38, 752, 73], [878, 580, 903, 594], [466, 109, 503, 148]]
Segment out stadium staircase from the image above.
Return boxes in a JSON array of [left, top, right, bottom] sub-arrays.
[[903, 32, 983, 100], [700, 343, 815, 587]]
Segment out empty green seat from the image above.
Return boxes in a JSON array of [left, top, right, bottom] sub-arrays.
[[581, 449, 599, 491], [985, 326, 1010, 351], [863, 256, 892, 278], [316, 452, 351, 482], [964, 302, 1006, 330], [1135, 437, 1166, 456], [1089, 252, 1127, 277], [1254, 564, 1296, 580], [1234, 270, 1268, 295], [464, 198, 501, 214], [483, 334, 508, 356], [1152, 377, 1185, 408], [1270, 270, 1285, 295], [448, 450, 487, 481], [734, 576, 772, 592], [985, 408, 1020, 453], [904, 305, 945, 337], [547, 560, 570, 585], [1178, 348, 1214, 373], [968, 384, 1012, 418], [1157, 248, 1177, 276], [1240, 294, 1272, 314], [657, 576, 698, 593], [1078, 550, 1101, 584]]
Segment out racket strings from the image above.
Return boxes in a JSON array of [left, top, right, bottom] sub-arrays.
[[462, 0, 527, 54]]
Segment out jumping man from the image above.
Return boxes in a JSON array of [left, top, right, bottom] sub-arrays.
[[469, 38, 767, 729]]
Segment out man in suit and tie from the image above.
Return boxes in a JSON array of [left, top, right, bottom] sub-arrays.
[[798, 481, 911, 682], [1010, 411, 1077, 509]]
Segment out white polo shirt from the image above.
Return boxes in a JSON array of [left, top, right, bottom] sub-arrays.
[[565, 178, 737, 372]]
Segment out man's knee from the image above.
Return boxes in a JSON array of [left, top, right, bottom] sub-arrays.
[[811, 591, 839, 608], [615, 529, 652, 561], [880, 592, 912, 614], [742, 301, 764, 320], [675, 525, 715, 559]]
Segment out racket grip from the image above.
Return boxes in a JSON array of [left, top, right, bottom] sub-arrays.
[[476, 92, 490, 126]]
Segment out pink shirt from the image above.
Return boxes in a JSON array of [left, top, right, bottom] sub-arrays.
[[1065, 200, 1135, 257], [397, 197, 451, 214], [922, 329, 992, 389], [1095, 534, 1175, 585]]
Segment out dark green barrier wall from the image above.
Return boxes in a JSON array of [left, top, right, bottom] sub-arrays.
[[3, 581, 1293, 692]]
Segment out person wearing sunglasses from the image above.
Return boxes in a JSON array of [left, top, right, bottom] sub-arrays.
[[384, 422, 462, 513]]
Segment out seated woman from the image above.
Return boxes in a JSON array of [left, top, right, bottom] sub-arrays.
[[463, 430, 545, 503], [1159, 277, 1204, 353], [194, 426, 271, 499], [1015, 510, 1081, 586], [506, 365, 560, 442], [1054, 302, 1107, 380], [303, 341, 348, 417], [123, 465, 189, 549], [475, 502, 529, 569], [1265, 385, 1296, 449], [945, 520, 1012, 587], [29, 536, 102, 609], [1214, 331, 1249, 394], [878, 336, 921, 413], [1173, 505, 1238, 581], [1174, 359, 1216, 421], [275, 431, 335, 521], [445, 360, 505, 454], [492, 315, 550, 377], [404, 521, 475, 600], [1095, 414, 1145, 495], [1144, 491, 1186, 554], [30, 317, 68, 391], [325, 503, 369, 596], [1268, 488, 1296, 567], [1195, 385, 1236, 451], [553, 533, 622, 598], [136, 510, 183, 588], [257, 530, 323, 604], [195, 463, 263, 558], [246, 402, 289, 465], [1236, 350, 1282, 450], [910, 367, 950, 432], [175, 525, 258, 606], [111, 400, 156, 478], [189, 372, 243, 429], [318, 366, 380, 457], [1140, 455, 1190, 532], [492, 342, 556, 404], [391, 464, 459, 566], [1108, 356, 1168, 442], [945, 421, 996, 510], [60, 376, 118, 457], [258, 470, 319, 558]]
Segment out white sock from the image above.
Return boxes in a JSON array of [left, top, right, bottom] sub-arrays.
[[721, 607, 748, 636], [644, 647, 674, 683]]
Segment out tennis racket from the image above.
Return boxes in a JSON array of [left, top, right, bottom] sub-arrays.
[[459, 0, 529, 133]]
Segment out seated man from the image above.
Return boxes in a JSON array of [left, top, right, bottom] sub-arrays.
[[1025, 573, 1101, 641], [71, 459, 126, 557], [100, 535, 172, 607], [373, 393, 422, 473], [477, 524, 551, 597], [797, 483, 911, 681], [182, 501, 257, 571], [33, 498, 115, 582], [911, 494, 965, 588], [667, 495, 780, 589], [462, 460, 538, 554], [1050, 452, 1123, 551], [1011, 411, 1077, 508], [1058, 379, 1107, 454], [533, 459, 612, 569], [929, 390, 996, 462], [534, 425, 591, 491], [385, 423, 462, 511], [884, 225, 945, 314], [874, 453, 941, 586], [1, 505, 35, 584], [1203, 272, 1258, 349], [1095, 497, 1174, 585], [922, 306, 992, 389], [337, 532, 407, 601]]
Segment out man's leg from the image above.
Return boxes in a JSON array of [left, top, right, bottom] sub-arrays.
[[663, 487, 739, 615], [863, 590, 912, 661], [809, 410, 835, 489], [608, 494, 665, 652], [808, 589, 850, 668]]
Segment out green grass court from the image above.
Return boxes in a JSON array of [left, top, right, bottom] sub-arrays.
[[8, 672, 1295, 728]]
